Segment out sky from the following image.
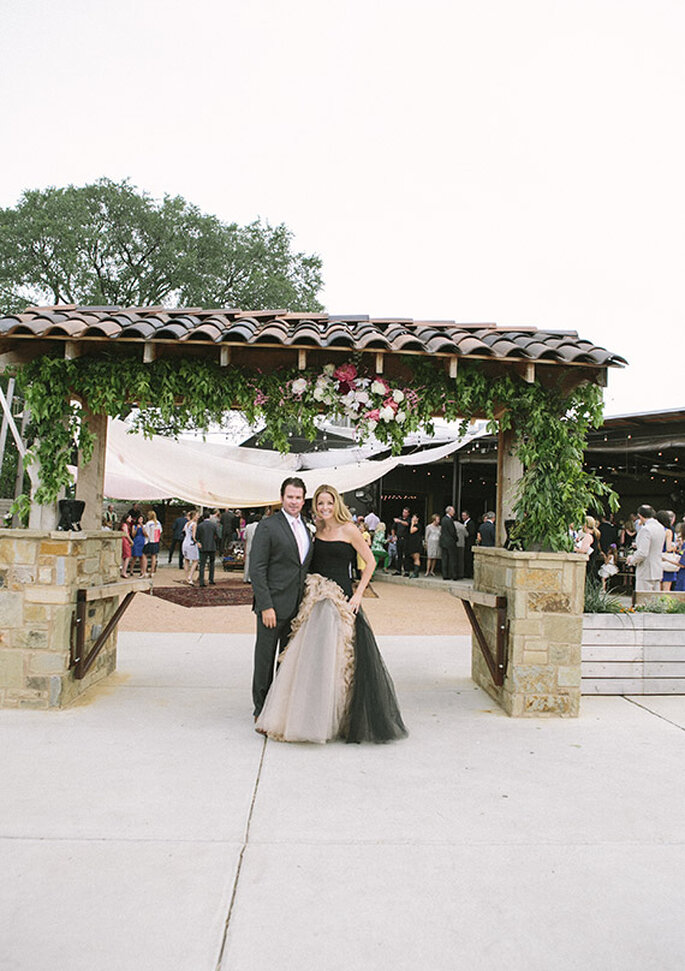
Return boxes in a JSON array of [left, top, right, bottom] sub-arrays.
[[1, 0, 683, 417]]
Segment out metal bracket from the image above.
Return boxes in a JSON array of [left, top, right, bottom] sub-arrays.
[[454, 591, 509, 687]]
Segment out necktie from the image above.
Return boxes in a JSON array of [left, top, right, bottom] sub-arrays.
[[291, 518, 306, 562]]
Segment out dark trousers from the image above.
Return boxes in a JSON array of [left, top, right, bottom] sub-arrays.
[[441, 542, 458, 580], [252, 612, 295, 716], [464, 543, 474, 578], [167, 538, 184, 568], [199, 550, 216, 585], [396, 537, 408, 573]]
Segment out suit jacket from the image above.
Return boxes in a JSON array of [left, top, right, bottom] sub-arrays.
[[440, 515, 458, 548], [630, 518, 666, 582], [478, 520, 496, 547], [196, 518, 219, 552], [463, 517, 477, 547], [250, 511, 314, 619]]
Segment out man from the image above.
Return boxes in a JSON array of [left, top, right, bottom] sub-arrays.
[[168, 510, 188, 569], [598, 514, 618, 554], [440, 506, 459, 580], [221, 508, 237, 553], [104, 503, 117, 526], [393, 507, 411, 576], [477, 511, 496, 548], [250, 477, 314, 718], [627, 505, 666, 592], [196, 512, 220, 587], [461, 510, 477, 578]]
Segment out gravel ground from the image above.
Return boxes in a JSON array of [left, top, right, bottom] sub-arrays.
[[120, 561, 471, 636]]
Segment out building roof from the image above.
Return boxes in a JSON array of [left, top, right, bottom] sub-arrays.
[[0, 306, 627, 374]]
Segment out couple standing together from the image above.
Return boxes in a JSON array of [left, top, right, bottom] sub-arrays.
[[251, 477, 407, 745]]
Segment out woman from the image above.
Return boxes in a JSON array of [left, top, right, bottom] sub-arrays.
[[425, 513, 441, 576], [574, 516, 602, 579], [142, 509, 162, 577], [406, 513, 423, 578], [620, 514, 637, 548], [130, 514, 146, 575], [256, 484, 407, 744], [674, 522, 685, 592], [120, 513, 133, 578], [656, 509, 678, 591], [370, 521, 387, 570], [182, 510, 200, 585]]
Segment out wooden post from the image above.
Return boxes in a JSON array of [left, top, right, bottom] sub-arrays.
[[75, 409, 108, 530], [496, 426, 523, 546]]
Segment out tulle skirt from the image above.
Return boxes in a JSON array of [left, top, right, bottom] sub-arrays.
[[256, 574, 407, 744]]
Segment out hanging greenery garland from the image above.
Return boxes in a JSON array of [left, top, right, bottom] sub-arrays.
[[10, 352, 617, 551]]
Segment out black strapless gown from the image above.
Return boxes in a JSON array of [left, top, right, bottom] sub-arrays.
[[255, 538, 407, 744]]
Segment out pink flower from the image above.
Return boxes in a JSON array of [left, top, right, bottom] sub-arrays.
[[364, 408, 381, 422], [382, 396, 399, 414], [333, 363, 358, 392], [254, 390, 268, 406]]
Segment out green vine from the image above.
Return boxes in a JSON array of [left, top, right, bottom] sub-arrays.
[[8, 352, 617, 551]]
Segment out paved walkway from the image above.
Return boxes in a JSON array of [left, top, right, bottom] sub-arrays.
[[1, 630, 684, 970]]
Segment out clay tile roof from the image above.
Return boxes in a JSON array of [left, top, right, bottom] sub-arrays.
[[0, 306, 628, 370]]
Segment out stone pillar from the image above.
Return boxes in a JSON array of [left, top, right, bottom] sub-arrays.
[[471, 546, 587, 717], [75, 409, 108, 530], [0, 529, 126, 709]]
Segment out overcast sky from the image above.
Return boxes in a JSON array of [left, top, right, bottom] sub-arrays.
[[2, 0, 683, 416]]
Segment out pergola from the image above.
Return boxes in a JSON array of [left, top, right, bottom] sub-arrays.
[[0, 305, 627, 541]]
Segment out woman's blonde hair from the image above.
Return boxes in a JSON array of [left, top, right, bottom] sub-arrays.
[[312, 484, 353, 525], [146, 509, 158, 522]]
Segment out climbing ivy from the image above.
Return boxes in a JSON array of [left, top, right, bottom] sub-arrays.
[[9, 352, 617, 551]]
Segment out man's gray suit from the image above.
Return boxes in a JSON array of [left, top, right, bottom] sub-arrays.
[[250, 511, 313, 716]]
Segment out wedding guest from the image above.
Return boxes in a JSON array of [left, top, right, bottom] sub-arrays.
[[673, 522, 685, 592], [406, 514, 422, 578], [196, 511, 220, 587], [371, 521, 388, 570], [130, 514, 146, 575], [182, 510, 200, 586], [393, 507, 411, 576], [120, 513, 133, 578], [627, 505, 666, 592], [461, 510, 477, 577], [656, 509, 678, 591], [424, 514, 441, 576], [386, 528, 398, 572], [619, 514, 637, 548], [440, 506, 459, 581], [142, 509, 162, 577], [477, 511, 496, 547], [167, 510, 188, 569]]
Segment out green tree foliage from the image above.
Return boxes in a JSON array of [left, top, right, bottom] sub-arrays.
[[0, 179, 324, 312]]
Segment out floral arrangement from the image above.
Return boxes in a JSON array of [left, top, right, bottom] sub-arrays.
[[266, 362, 423, 452]]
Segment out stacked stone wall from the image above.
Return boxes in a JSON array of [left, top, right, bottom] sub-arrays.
[[0, 530, 122, 709], [472, 547, 587, 717]]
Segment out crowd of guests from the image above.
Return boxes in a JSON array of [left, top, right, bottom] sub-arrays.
[[572, 506, 685, 593]]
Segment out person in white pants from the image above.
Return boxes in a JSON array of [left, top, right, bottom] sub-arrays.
[[627, 504, 666, 592]]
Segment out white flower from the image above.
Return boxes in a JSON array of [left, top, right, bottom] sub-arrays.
[[367, 420, 378, 433], [355, 390, 371, 406], [371, 380, 386, 395], [395, 410, 406, 424], [291, 377, 308, 395], [392, 389, 405, 404], [313, 386, 326, 401], [380, 405, 395, 422], [323, 363, 336, 376]]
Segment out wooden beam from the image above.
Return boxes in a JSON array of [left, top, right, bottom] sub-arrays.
[[65, 341, 82, 360], [143, 344, 157, 364], [220, 345, 232, 367], [74, 408, 108, 530], [496, 425, 523, 547], [375, 352, 384, 374], [298, 349, 307, 371], [524, 363, 535, 383], [449, 356, 458, 379]]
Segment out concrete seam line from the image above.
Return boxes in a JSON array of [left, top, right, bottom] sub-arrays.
[[622, 696, 685, 733], [214, 735, 268, 970]]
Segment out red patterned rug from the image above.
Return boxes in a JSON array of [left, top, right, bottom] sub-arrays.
[[147, 581, 254, 608]]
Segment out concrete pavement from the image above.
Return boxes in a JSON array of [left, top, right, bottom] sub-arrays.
[[1, 630, 684, 970]]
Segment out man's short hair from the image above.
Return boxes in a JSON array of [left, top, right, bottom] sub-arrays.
[[485, 511, 495, 521], [280, 476, 306, 498], [637, 504, 655, 519]]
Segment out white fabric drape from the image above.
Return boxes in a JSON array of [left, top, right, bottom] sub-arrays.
[[95, 418, 485, 506]]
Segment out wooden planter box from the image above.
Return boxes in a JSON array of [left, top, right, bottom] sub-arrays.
[[582, 613, 685, 695]]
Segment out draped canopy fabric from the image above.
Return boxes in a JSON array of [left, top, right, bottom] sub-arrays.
[[100, 418, 485, 506]]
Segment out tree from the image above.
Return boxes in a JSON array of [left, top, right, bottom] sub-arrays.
[[0, 179, 324, 313]]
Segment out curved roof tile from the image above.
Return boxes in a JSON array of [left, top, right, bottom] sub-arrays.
[[0, 306, 627, 369]]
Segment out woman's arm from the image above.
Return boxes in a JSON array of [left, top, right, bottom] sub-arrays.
[[345, 523, 376, 612]]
